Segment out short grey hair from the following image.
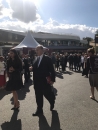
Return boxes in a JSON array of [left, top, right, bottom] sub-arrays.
[[36, 45, 44, 50]]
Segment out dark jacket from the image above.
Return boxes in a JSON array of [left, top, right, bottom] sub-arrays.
[[7, 59, 22, 73], [51, 56, 56, 64], [73, 55, 78, 63], [32, 55, 55, 83], [68, 55, 74, 63], [23, 58, 29, 70]]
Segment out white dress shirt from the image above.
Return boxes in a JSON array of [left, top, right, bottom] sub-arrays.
[[81, 56, 84, 63]]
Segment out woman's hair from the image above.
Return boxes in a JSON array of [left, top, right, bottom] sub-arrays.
[[0, 56, 4, 60], [87, 47, 95, 54], [9, 49, 21, 62]]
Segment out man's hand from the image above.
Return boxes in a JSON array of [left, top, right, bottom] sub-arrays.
[[50, 81, 54, 86], [9, 67, 15, 72], [29, 66, 33, 71]]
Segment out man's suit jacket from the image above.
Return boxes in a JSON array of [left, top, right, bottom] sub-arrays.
[[32, 55, 55, 83]]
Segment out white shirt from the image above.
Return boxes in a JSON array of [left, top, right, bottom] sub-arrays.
[[38, 54, 43, 67], [0, 61, 5, 75], [81, 56, 84, 63]]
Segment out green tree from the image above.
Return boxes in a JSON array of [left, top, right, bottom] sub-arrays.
[[82, 37, 93, 46], [95, 30, 98, 34]]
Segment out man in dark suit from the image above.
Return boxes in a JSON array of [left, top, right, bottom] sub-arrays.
[[22, 54, 30, 83], [73, 53, 78, 71], [30, 45, 56, 116]]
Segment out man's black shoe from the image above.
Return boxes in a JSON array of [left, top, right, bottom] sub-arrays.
[[33, 110, 43, 116], [50, 103, 54, 111]]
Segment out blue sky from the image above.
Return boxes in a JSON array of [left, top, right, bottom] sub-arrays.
[[0, 0, 98, 38], [37, 0, 98, 27]]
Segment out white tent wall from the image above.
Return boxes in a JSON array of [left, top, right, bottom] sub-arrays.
[[13, 31, 48, 54], [14, 31, 39, 49]]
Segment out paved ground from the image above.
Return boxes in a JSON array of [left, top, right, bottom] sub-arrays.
[[0, 68, 98, 130]]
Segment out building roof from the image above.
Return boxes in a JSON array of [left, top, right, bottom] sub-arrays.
[[0, 29, 80, 41]]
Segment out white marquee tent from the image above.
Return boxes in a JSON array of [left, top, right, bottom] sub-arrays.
[[13, 31, 47, 50]]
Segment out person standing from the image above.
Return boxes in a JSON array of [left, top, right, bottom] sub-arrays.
[[81, 54, 84, 70], [82, 54, 88, 77], [73, 53, 78, 71], [0, 56, 6, 89], [22, 54, 30, 83], [30, 45, 56, 116], [61, 55, 66, 71], [56, 55, 60, 71], [6, 49, 23, 110], [51, 52, 56, 70], [77, 54, 81, 71], [87, 47, 98, 99], [68, 54, 73, 70], [64, 54, 68, 69]]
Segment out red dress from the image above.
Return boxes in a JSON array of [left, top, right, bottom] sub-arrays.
[[0, 72, 6, 87]]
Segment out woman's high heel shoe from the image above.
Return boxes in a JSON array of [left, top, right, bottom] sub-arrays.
[[15, 101, 20, 110], [11, 106, 16, 110], [11, 101, 20, 110]]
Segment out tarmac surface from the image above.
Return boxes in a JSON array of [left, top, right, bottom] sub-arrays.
[[0, 68, 98, 130]]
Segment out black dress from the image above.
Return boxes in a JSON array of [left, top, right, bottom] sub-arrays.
[[6, 59, 23, 91]]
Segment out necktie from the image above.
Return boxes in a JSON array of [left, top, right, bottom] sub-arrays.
[[37, 57, 40, 67]]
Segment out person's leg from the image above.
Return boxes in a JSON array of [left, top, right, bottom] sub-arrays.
[[43, 84, 55, 111], [72, 63, 73, 70], [90, 87, 95, 99], [53, 64, 55, 71], [34, 88, 43, 111], [12, 91, 19, 108], [82, 63, 84, 70], [69, 62, 71, 69], [74, 63, 76, 71], [24, 70, 28, 83], [33, 86, 43, 116], [62, 64, 65, 71], [28, 70, 30, 80], [70, 63, 72, 70], [78, 64, 80, 71], [57, 66, 58, 71], [65, 65, 66, 71]]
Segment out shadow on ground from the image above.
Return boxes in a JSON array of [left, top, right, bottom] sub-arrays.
[[1, 111, 22, 130], [0, 89, 11, 100], [10, 78, 33, 104], [62, 71, 73, 75], [56, 72, 63, 79], [38, 110, 62, 130]]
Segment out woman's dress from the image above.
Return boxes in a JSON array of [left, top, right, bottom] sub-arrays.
[[6, 59, 23, 91], [87, 56, 98, 87]]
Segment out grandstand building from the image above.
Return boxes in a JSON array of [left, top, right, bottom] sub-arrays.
[[0, 29, 88, 55]]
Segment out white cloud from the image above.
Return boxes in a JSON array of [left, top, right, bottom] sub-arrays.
[[0, 18, 98, 39], [29, 18, 98, 39], [0, 0, 12, 18], [0, 0, 98, 39], [0, 0, 4, 15], [6, 0, 38, 23]]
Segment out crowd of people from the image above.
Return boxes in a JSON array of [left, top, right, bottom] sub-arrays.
[[0, 46, 98, 115], [51, 52, 88, 77]]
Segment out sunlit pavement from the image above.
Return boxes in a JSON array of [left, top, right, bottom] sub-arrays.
[[0, 69, 98, 130]]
